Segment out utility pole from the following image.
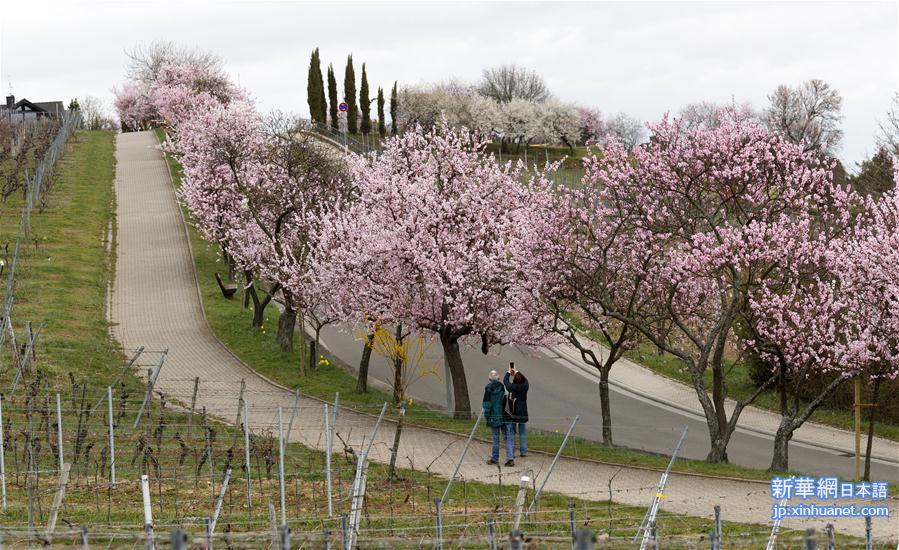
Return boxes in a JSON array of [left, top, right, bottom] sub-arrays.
[[855, 377, 861, 480]]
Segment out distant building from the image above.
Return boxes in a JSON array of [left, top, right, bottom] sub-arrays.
[[1, 95, 66, 121]]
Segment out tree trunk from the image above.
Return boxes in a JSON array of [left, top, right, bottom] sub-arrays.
[[864, 377, 881, 481], [356, 333, 374, 393], [251, 297, 266, 327], [276, 306, 296, 353], [243, 270, 278, 328], [706, 435, 730, 464], [309, 339, 318, 371], [711, 366, 728, 439], [770, 417, 794, 472], [598, 368, 613, 446], [297, 309, 306, 377], [686, 365, 732, 464], [705, 365, 733, 463], [440, 333, 471, 420], [388, 406, 405, 481], [243, 270, 255, 314], [392, 325, 404, 404], [221, 246, 236, 281]]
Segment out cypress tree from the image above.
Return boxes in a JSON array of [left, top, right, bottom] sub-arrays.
[[307, 48, 325, 123], [316, 68, 326, 123], [327, 64, 338, 131], [344, 55, 357, 134], [389, 81, 398, 136], [360, 63, 371, 135], [377, 87, 386, 138]]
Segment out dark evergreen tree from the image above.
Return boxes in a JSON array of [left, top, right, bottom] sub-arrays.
[[307, 48, 325, 123], [390, 81, 398, 136], [316, 73, 326, 123], [360, 63, 371, 135], [307, 49, 318, 121], [327, 64, 339, 131], [344, 55, 357, 134], [849, 148, 896, 197], [377, 87, 386, 138]]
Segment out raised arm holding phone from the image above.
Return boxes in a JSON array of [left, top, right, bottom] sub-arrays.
[[503, 361, 529, 458]]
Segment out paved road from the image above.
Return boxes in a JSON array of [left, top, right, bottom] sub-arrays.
[[110, 130, 896, 541], [318, 326, 899, 481]]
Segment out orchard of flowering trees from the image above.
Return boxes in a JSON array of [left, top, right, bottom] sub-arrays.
[[115, 44, 898, 470], [396, 76, 645, 151]]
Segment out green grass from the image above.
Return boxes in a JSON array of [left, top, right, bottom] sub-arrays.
[[484, 142, 587, 185], [0, 130, 140, 395], [626, 341, 899, 442], [157, 128, 820, 484]]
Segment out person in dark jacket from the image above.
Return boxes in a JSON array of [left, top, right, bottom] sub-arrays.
[[503, 362, 529, 457], [483, 369, 514, 466]]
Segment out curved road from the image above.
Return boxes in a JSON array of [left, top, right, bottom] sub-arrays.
[[317, 327, 898, 480]]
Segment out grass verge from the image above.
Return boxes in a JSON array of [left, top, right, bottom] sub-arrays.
[[625, 342, 899, 442], [0, 130, 136, 393]]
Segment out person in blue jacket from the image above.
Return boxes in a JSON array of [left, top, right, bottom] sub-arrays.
[[483, 369, 514, 466], [503, 362, 529, 457]]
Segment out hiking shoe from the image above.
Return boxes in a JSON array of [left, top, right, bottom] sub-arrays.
[[504, 459, 515, 467], [487, 459, 498, 465], [519, 453, 528, 458]]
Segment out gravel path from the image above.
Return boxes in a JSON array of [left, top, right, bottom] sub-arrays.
[[109, 130, 897, 542]]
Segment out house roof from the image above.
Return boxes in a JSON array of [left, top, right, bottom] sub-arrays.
[[33, 101, 65, 115], [0, 98, 65, 115]]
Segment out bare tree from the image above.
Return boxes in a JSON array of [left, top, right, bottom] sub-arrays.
[[603, 112, 645, 150], [476, 64, 551, 103], [762, 79, 843, 155], [124, 40, 221, 84], [76, 96, 117, 131], [878, 93, 899, 155], [367, 324, 441, 479], [679, 100, 758, 132], [0, 117, 61, 200]]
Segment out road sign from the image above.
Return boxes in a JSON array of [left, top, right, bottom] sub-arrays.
[[338, 102, 348, 112]]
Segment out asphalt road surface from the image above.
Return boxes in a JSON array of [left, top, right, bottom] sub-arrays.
[[317, 325, 899, 481]]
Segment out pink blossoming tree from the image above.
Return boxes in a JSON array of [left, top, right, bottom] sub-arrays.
[[538, 178, 666, 446], [113, 83, 155, 131], [750, 178, 899, 471], [842, 184, 899, 477], [177, 102, 346, 361], [114, 57, 243, 132], [579, 108, 850, 462], [745, 235, 859, 471], [175, 100, 282, 328], [319, 123, 558, 418]]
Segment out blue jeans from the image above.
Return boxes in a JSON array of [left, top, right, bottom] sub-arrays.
[[491, 424, 514, 461], [511, 422, 527, 455]]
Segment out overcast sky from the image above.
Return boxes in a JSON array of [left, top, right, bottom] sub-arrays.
[[1, 1, 896, 167]]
